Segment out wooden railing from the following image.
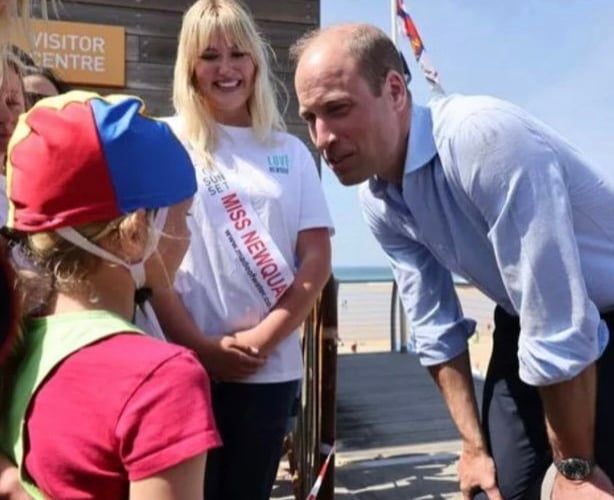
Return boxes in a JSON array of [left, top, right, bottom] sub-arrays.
[[290, 276, 337, 500]]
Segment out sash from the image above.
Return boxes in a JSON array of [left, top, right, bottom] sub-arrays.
[[161, 115, 294, 311], [199, 166, 294, 309]]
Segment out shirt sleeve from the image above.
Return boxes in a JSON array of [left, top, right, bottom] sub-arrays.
[[115, 349, 221, 480], [450, 107, 608, 386], [295, 138, 335, 234], [359, 186, 476, 366]]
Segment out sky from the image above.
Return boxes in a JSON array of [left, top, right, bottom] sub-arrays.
[[319, 0, 614, 268]]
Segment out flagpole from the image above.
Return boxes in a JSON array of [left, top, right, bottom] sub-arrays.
[[390, 0, 398, 46]]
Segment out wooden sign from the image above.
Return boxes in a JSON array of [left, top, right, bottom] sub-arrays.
[[18, 19, 126, 87]]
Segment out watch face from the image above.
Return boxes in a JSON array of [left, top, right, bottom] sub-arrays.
[[555, 458, 593, 480]]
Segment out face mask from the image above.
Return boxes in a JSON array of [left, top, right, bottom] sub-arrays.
[[55, 208, 169, 340], [56, 208, 168, 288]]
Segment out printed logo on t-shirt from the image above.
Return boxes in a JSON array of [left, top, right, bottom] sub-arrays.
[[267, 154, 290, 174]]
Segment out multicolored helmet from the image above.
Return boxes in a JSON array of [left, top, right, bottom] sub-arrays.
[[5, 90, 197, 232]]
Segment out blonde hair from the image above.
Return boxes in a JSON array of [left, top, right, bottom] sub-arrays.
[[17, 218, 122, 305], [1, 1, 56, 77], [9, 208, 167, 319], [0, 1, 31, 50], [172, 0, 285, 166]]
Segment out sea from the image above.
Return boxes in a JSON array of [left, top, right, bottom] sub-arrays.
[[333, 265, 393, 283], [333, 265, 467, 284], [332, 266, 486, 355]]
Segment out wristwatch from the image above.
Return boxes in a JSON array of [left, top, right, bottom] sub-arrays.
[[554, 457, 594, 481]]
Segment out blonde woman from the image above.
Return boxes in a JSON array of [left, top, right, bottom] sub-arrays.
[[0, 92, 221, 499], [0, 0, 53, 46], [0, 0, 30, 57], [151, 1, 334, 498], [0, 0, 52, 74]]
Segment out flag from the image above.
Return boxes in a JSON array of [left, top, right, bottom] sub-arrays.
[[395, 0, 444, 94]]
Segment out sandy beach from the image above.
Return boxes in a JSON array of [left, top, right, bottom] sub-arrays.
[[336, 282, 496, 377]]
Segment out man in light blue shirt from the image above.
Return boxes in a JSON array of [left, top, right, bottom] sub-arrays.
[[293, 23, 614, 500]]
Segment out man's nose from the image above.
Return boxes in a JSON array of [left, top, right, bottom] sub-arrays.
[[314, 118, 336, 151]]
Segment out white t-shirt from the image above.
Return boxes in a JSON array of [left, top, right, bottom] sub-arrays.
[[167, 120, 334, 383]]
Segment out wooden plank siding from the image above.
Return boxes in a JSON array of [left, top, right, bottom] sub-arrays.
[[38, 0, 318, 145]]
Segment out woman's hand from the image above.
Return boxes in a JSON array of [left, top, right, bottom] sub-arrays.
[[202, 335, 266, 381], [233, 328, 272, 356]]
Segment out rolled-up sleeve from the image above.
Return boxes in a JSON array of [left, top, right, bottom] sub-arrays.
[[360, 187, 476, 366], [451, 108, 608, 386]]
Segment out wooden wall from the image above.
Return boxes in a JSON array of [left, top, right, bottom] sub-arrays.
[[42, 0, 318, 143]]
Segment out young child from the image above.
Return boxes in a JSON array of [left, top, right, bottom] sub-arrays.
[[0, 91, 221, 499]]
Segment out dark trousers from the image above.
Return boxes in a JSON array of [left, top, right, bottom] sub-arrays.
[[475, 306, 614, 500], [204, 380, 300, 500]]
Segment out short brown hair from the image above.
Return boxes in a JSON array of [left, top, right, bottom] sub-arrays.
[[290, 23, 404, 96]]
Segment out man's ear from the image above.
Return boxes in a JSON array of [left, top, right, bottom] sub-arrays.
[[117, 209, 149, 262], [385, 70, 408, 111]]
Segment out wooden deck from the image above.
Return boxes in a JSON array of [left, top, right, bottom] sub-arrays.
[[273, 285, 494, 499], [273, 351, 485, 499], [337, 352, 461, 451]]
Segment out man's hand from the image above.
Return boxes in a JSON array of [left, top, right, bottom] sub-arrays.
[[0, 464, 31, 500], [551, 465, 614, 499], [202, 336, 266, 381], [427, 352, 500, 499], [458, 446, 503, 500]]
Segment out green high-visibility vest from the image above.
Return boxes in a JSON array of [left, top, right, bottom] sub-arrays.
[[0, 310, 144, 499]]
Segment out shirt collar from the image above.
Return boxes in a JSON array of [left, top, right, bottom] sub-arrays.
[[368, 103, 437, 197], [405, 103, 437, 175]]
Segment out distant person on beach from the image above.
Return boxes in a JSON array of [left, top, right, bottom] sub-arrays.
[[292, 23, 614, 500], [150, 1, 333, 499]]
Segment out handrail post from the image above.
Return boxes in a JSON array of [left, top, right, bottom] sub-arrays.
[[319, 276, 338, 499], [390, 280, 408, 352], [390, 280, 398, 352], [399, 293, 408, 353]]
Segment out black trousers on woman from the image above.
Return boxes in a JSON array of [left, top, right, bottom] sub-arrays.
[[204, 379, 299, 500], [474, 306, 614, 500]]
